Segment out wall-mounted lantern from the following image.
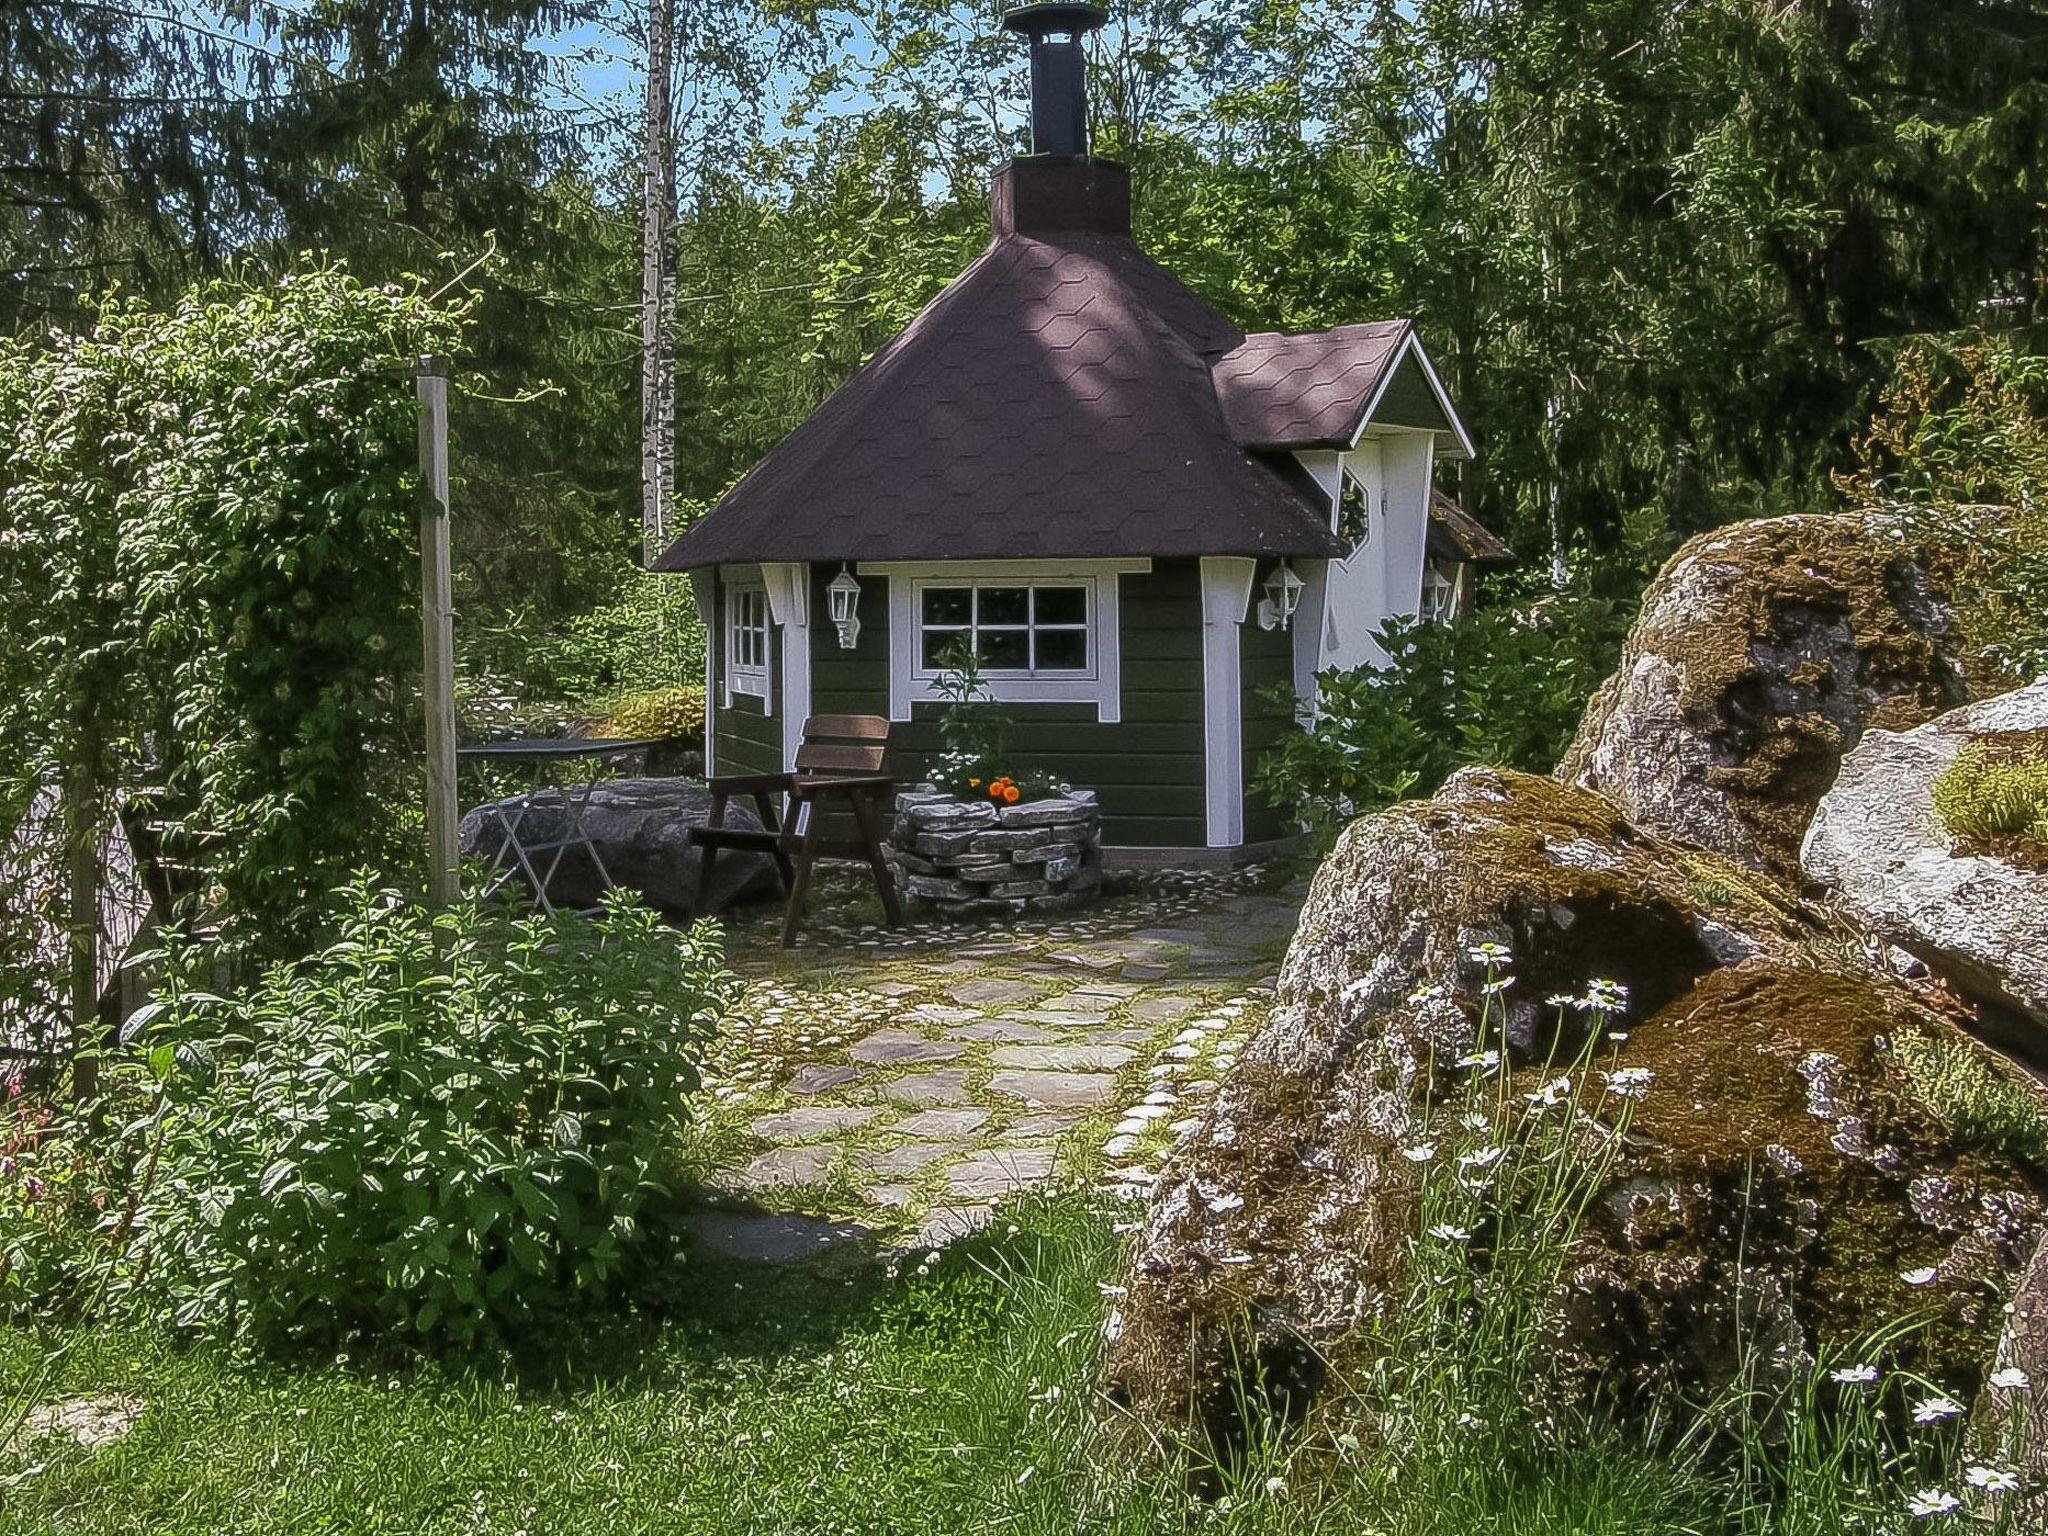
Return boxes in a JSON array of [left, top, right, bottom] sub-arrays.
[[828, 564, 863, 649], [1257, 560, 1305, 631]]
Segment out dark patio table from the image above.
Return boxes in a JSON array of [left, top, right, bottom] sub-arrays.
[[457, 737, 665, 914]]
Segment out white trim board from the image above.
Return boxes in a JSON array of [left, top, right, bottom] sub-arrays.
[[1199, 556, 1256, 848], [688, 570, 717, 776], [867, 560, 1143, 723], [761, 561, 811, 769], [1352, 331, 1476, 461]]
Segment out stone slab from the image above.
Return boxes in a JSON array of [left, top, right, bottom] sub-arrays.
[[914, 1205, 993, 1247], [989, 1043, 1139, 1071], [986, 1070, 1117, 1109], [889, 1107, 991, 1138], [945, 1147, 1058, 1198], [729, 1143, 841, 1191], [880, 1069, 975, 1106], [859, 1141, 958, 1177], [948, 976, 1046, 1007], [748, 1106, 881, 1142], [849, 1029, 967, 1067], [787, 1065, 863, 1098], [945, 1019, 1060, 1044]]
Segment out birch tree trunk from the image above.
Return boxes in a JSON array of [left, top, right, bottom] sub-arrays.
[[640, 0, 676, 565]]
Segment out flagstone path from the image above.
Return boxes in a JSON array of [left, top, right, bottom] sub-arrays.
[[689, 865, 1307, 1257]]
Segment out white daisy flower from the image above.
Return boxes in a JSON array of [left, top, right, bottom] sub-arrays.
[[1602, 1066, 1655, 1100], [1479, 976, 1515, 997], [1830, 1363, 1880, 1386], [1398, 1144, 1437, 1163], [1901, 1266, 1939, 1286], [1912, 1394, 1964, 1425], [1907, 1488, 1960, 1519], [1964, 1465, 2019, 1493], [1990, 1367, 2031, 1391], [1459, 1147, 1505, 1171], [1427, 1223, 1473, 1243], [1467, 942, 1511, 965]]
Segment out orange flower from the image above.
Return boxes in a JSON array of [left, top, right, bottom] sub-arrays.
[[1002, 784, 1021, 805]]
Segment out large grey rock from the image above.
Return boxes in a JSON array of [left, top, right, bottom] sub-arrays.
[[458, 776, 779, 914], [1560, 514, 1966, 880], [1802, 682, 2048, 1029], [1102, 767, 2042, 1453]]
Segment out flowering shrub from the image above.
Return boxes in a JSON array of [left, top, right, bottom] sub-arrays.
[[113, 880, 735, 1353], [927, 638, 1064, 802]]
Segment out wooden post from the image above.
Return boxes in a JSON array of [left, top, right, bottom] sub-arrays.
[[416, 357, 459, 908], [64, 742, 100, 1103]]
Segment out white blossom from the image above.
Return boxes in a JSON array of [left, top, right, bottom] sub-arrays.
[[1907, 1488, 1960, 1519], [1912, 1395, 1964, 1425], [1399, 1144, 1437, 1164], [1964, 1465, 2020, 1493], [1830, 1364, 1880, 1386], [1427, 1223, 1473, 1243], [1990, 1367, 2031, 1391], [1901, 1266, 1939, 1287], [1602, 1066, 1655, 1101]]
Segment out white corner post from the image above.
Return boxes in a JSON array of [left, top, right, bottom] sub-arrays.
[[687, 569, 716, 777], [1290, 557, 1330, 716], [1199, 556, 1257, 849], [762, 562, 812, 770], [415, 356, 459, 909]]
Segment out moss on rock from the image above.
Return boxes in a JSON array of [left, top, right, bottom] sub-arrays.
[[1560, 513, 1967, 879]]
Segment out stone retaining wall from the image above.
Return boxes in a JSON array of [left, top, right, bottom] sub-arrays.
[[890, 785, 1104, 916]]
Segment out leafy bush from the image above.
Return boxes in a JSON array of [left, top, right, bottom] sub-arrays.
[[592, 685, 706, 743], [0, 1088, 125, 1316], [114, 881, 735, 1353], [0, 268, 465, 970], [1846, 332, 2048, 684], [1254, 594, 1629, 832], [1931, 736, 2048, 850]]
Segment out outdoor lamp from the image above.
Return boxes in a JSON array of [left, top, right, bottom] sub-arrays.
[[1258, 561, 1306, 631], [828, 564, 863, 649]]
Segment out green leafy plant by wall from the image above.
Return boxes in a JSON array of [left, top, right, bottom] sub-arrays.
[[0, 268, 466, 981], [1254, 595, 1629, 834], [104, 880, 734, 1354], [1931, 737, 2048, 859], [926, 638, 1063, 804]]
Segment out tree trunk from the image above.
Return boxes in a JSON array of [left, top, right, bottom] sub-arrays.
[[641, 0, 676, 565]]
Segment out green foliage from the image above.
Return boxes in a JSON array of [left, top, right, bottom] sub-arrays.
[[1255, 596, 1629, 833], [926, 639, 1063, 803], [1892, 1027, 2048, 1173], [109, 880, 734, 1354], [0, 1089, 121, 1317], [592, 686, 707, 744], [460, 569, 708, 734], [1847, 333, 2048, 685], [1932, 739, 2048, 849], [0, 268, 465, 968]]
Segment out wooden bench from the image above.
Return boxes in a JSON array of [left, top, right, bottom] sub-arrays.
[[688, 713, 905, 947]]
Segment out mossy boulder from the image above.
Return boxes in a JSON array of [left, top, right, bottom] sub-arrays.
[[1560, 514, 1966, 880], [1803, 681, 2048, 1035], [1102, 767, 2043, 1452]]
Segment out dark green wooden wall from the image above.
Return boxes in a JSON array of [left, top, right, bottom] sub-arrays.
[[808, 560, 1209, 847], [1240, 558, 1299, 845], [709, 573, 780, 779]]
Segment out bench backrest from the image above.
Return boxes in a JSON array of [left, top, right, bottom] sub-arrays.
[[793, 713, 890, 776]]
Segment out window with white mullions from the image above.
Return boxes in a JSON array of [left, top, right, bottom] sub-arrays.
[[917, 583, 1090, 673], [726, 584, 770, 699]]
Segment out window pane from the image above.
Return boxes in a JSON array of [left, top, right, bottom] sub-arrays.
[[980, 629, 1029, 669], [1034, 628, 1087, 670], [921, 627, 968, 670], [922, 587, 971, 626], [979, 586, 1029, 626], [1033, 585, 1086, 625]]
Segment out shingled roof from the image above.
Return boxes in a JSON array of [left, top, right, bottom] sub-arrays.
[[656, 157, 1465, 572], [1427, 488, 1515, 566]]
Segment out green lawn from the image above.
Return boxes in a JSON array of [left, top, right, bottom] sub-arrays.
[[0, 1194, 1733, 1536]]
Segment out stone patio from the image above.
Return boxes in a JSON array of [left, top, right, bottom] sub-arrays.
[[688, 864, 1305, 1257]]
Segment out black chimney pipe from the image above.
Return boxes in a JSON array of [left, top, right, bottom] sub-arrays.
[[1002, 3, 1107, 158]]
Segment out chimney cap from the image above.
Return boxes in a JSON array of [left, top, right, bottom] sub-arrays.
[[1001, 3, 1107, 39]]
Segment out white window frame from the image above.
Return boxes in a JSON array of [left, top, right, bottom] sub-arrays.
[[912, 578, 1093, 679], [724, 579, 771, 706], [859, 558, 1150, 723]]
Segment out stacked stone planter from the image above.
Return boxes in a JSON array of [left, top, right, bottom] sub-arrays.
[[890, 785, 1104, 917]]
